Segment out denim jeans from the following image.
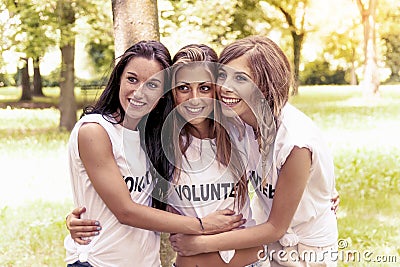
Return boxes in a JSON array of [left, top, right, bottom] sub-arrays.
[[67, 261, 92, 267]]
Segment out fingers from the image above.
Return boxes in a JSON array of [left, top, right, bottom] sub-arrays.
[[71, 218, 100, 227], [331, 193, 340, 214], [70, 225, 101, 246], [72, 229, 100, 239], [229, 213, 243, 222], [67, 207, 87, 229], [219, 209, 235, 216], [70, 224, 101, 233], [74, 237, 91, 245], [229, 219, 246, 230], [169, 233, 178, 243], [72, 206, 86, 217], [169, 234, 180, 253], [231, 219, 246, 231]]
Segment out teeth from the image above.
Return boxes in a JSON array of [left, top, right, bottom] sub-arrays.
[[186, 107, 202, 113], [129, 99, 145, 106], [222, 97, 241, 104]]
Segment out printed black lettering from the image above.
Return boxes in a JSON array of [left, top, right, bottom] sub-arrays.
[[174, 185, 183, 201], [182, 185, 191, 201], [269, 184, 275, 198], [200, 184, 209, 201], [211, 183, 221, 200], [229, 183, 236, 198], [192, 185, 200, 201], [221, 183, 230, 199], [145, 171, 151, 185], [135, 176, 140, 192], [123, 173, 152, 193], [138, 176, 145, 192], [262, 186, 269, 198], [124, 176, 134, 192]]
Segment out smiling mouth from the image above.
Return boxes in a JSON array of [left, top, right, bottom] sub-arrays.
[[185, 106, 205, 114], [129, 98, 145, 107], [221, 97, 241, 106]]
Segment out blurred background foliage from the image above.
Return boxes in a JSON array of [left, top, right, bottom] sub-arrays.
[[0, 0, 399, 89]]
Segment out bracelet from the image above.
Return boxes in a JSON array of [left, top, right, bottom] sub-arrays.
[[196, 217, 205, 231]]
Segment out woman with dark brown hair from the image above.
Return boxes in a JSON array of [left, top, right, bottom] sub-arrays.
[[63, 41, 244, 267]]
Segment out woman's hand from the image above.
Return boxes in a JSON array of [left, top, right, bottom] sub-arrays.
[[169, 233, 205, 256], [331, 189, 340, 215], [201, 209, 246, 235], [66, 207, 102, 245]]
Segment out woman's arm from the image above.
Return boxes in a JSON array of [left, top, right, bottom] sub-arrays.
[[76, 123, 245, 235], [170, 146, 312, 255]]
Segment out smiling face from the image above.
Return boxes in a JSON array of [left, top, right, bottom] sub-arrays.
[[216, 55, 260, 128], [119, 57, 164, 129], [173, 64, 215, 135]]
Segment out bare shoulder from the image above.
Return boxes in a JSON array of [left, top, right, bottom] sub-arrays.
[[282, 146, 312, 172], [290, 146, 312, 158], [78, 122, 108, 141], [78, 122, 112, 154]]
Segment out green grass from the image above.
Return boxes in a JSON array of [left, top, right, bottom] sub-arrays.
[[0, 201, 73, 267], [290, 85, 400, 266], [0, 86, 103, 108], [0, 85, 399, 266]]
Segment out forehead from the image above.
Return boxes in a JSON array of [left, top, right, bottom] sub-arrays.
[[124, 57, 163, 78], [222, 55, 252, 76], [175, 64, 213, 83]]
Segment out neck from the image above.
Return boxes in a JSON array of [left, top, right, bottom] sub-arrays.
[[122, 115, 140, 131], [188, 120, 214, 139], [241, 110, 258, 132]]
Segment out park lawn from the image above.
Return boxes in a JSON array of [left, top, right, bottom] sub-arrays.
[[0, 85, 399, 266]]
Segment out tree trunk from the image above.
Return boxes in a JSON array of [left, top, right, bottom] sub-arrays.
[[33, 57, 44, 96], [357, 0, 379, 95], [276, 5, 306, 96], [350, 62, 357, 85], [350, 47, 357, 85], [291, 32, 304, 96], [58, 0, 77, 131], [111, 1, 173, 265], [19, 57, 32, 101], [111, 0, 159, 59]]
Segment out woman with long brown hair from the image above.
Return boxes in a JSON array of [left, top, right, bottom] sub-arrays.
[[170, 36, 339, 267]]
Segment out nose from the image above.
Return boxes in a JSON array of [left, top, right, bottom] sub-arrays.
[[219, 83, 234, 94], [188, 87, 201, 106], [218, 76, 234, 94], [133, 84, 144, 99]]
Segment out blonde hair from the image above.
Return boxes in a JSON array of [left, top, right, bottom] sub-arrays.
[[169, 44, 248, 209], [219, 36, 293, 186]]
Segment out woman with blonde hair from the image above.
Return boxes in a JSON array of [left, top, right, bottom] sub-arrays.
[[170, 36, 339, 267]]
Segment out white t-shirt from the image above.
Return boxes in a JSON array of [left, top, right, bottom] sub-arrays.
[[248, 103, 338, 247], [168, 136, 255, 262], [64, 114, 160, 267]]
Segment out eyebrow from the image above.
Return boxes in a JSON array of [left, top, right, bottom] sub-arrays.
[[176, 81, 212, 85], [148, 78, 162, 83], [127, 72, 162, 83], [220, 67, 251, 79]]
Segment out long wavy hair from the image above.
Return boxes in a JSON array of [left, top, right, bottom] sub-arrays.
[[82, 40, 173, 210], [167, 44, 248, 210], [219, 36, 293, 187]]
